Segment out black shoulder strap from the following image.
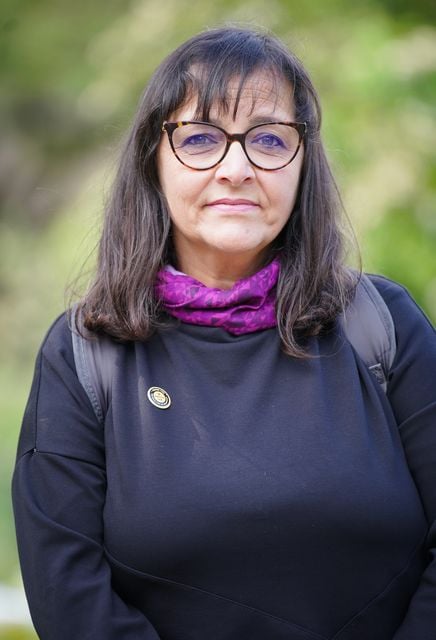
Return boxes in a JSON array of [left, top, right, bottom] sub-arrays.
[[342, 274, 396, 391], [71, 276, 397, 421]]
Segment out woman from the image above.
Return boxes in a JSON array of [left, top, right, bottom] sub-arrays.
[[12, 26, 436, 639]]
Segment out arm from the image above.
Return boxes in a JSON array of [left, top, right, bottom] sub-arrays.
[[373, 276, 436, 638], [12, 315, 161, 640]]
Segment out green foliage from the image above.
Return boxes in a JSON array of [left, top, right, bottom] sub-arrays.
[[364, 207, 436, 317], [0, 626, 37, 640], [1, 0, 435, 626]]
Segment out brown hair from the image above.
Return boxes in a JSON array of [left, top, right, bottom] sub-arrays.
[[77, 26, 358, 357]]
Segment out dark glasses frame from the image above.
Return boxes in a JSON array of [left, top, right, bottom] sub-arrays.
[[161, 120, 307, 171]]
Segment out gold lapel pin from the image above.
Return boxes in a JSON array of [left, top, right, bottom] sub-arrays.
[[147, 386, 171, 409]]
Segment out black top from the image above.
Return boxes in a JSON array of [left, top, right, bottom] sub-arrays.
[[12, 275, 436, 639]]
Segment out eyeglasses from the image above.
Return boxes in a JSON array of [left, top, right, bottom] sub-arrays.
[[161, 120, 306, 171]]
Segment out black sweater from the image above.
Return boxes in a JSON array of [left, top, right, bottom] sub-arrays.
[[12, 275, 436, 639]]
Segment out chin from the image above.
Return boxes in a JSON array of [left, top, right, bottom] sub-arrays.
[[210, 239, 268, 256], [206, 229, 270, 255]]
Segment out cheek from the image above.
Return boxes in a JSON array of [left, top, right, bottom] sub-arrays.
[[163, 175, 209, 219], [158, 148, 194, 200], [267, 172, 300, 217], [283, 162, 303, 208], [164, 178, 198, 215], [157, 143, 183, 200]]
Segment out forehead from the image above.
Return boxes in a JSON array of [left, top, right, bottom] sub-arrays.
[[172, 71, 295, 121]]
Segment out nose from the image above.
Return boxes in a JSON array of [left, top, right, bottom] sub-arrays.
[[214, 141, 256, 185]]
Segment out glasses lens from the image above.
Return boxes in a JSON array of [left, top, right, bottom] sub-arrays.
[[172, 123, 226, 169], [245, 124, 301, 169]]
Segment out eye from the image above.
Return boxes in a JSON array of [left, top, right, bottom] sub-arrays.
[[175, 128, 223, 156], [251, 133, 286, 148], [181, 134, 218, 147]]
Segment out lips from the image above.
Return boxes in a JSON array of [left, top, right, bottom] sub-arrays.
[[207, 198, 258, 206], [206, 198, 259, 212]]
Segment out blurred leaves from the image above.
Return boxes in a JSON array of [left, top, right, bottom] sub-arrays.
[[0, 627, 36, 640]]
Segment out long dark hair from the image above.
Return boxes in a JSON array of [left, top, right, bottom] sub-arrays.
[[77, 26, 358, 357]]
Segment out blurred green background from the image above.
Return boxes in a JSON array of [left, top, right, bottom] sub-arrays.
[[1, 0, 435, 636]]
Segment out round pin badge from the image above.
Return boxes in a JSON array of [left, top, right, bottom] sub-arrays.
[[147, 386, 171, 409]]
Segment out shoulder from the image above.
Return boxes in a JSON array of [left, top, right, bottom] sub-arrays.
[[39, 311, 76, 369], [365, 275, 436, 428], [17, 310, 107, 462], [365, 274, 435, 401], [366, 273, 435, 333], [367, 272, 416, 302]]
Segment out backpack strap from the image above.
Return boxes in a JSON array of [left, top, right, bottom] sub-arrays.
[[71, 306, 118, 423], [342, 274, 396, 392]]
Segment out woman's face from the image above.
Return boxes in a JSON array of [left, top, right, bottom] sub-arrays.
[[157, 72, 304, 278]]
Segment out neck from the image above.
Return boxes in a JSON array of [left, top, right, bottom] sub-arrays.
[[174, 248, 268, 290]]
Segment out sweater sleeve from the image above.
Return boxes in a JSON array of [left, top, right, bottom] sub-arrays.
[[372, 276, 436, 638], [11, 315, 161, 640]]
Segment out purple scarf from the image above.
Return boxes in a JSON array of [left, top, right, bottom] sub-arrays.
[[155, 258, 280, 335]]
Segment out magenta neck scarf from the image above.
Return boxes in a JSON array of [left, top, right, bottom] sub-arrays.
[[155, 258, 280, 335]]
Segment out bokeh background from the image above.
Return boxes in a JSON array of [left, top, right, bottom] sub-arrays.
[[1, 0, 435, 636]]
